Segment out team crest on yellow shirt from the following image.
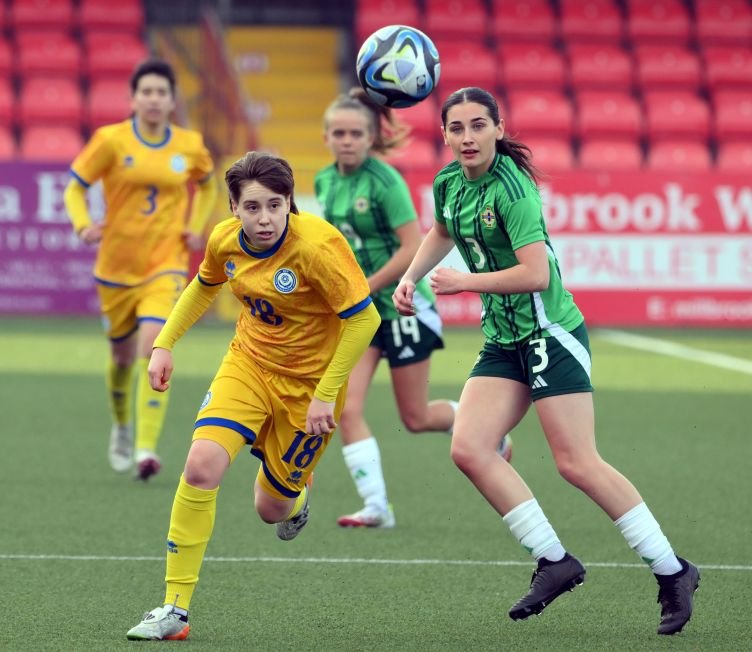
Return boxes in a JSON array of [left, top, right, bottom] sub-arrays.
[[480, 206, 496, 229], [274, 268, 297, 294], [170, 154, 186, 173], [354, 197, 369, 213]]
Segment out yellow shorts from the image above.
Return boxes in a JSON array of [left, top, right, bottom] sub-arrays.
[[193, 347, 346, 500], [97, 273, 186, 341]]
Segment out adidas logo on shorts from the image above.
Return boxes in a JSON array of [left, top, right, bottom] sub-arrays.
[[532, 376, 548, 389]]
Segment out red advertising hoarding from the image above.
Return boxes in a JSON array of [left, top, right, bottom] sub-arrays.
[[0, 162, 99, 315], [1, 163, 750, 327], [405, 169, 752, 327]]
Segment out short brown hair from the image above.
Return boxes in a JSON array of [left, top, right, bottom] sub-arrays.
[[224, 152, 298, 214]]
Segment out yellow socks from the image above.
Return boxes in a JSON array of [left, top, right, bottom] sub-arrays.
[[135, 358, 170, 452], [106, 360, 134, 426], [164, 475, 219, 611], [288, 486, 308, 519]]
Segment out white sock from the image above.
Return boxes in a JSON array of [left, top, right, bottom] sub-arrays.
[[503, 498, 566, 562], [614, 502, 682, 575], [447, 400, 459, 435], [342, 438, 388, 511]]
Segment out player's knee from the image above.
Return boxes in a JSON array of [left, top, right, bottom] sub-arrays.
[[555, 453, 600, 490], [255, 500, 288, 524], [450, 437, 478, 475], [399, 410, 427, 433], [112, 353, 134, 368], [183, 458, 222, 489]]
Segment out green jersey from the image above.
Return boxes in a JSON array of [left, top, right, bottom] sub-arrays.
[[315, 156, 435, 319], [433, 153, 583, 345]]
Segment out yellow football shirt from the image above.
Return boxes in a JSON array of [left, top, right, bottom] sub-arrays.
[[70, 118, 214, 286], [198, 211, 372, 379]]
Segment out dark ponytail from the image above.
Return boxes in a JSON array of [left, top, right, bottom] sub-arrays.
[[441, 86, 539, 183]]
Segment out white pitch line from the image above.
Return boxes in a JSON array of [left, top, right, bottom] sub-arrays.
[[0, 553, 749, 571], [597, 329, 752, 376]]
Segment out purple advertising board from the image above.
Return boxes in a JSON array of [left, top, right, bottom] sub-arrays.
[[0, 162, 102, 315]]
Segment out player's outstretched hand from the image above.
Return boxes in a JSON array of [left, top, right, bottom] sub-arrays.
[[306, 397, 337, 435], [148, 347, 174, 392], [79, 223, 104, 245], [430, 267, 467, 295], [393, 279, 416, 316], [182, 230, 205, 252]]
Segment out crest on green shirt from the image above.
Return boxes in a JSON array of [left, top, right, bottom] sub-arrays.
[[481, 206, 496, 229], [354, 197, 369, 213]]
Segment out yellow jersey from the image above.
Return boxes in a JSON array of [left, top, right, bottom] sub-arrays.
[[70, 118, 214, 286], [198, 211, 372, 379]]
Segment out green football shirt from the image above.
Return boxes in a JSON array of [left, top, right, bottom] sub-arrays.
[[433, 153, 583, 345], [315, 156, 435, 319]]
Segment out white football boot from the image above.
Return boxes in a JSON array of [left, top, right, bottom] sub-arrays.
[[126, 605, 190, 641], [108, 424, 133, 472]]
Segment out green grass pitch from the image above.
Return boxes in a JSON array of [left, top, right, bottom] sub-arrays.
[[1, 318, 750, 651]]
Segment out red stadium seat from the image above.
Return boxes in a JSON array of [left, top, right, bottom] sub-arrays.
[[713, 91, 752, 140], [15, 32, 82, 79], [703, 47, 752, 91], [396, 96, 441, 143], [567, 44, 633, 91], [491, 0, 556, 43], [0, 125, 16, 159], [78, 0, 144, 34], [435, 41, 496, 92], [559, 0, 623, 43], [20, 125, 83, 162], [17, 77, 84, 128], [506, 91, 574, 139], [10, 0, 75, 31], [354, 0, 421, 45], [716, 142, 752, 172], [696, 0, 752, 47], [646, 141, 711, 172], [579, 139, 643, 170], [0, 80, 13, 126], [498, 44, 567, 92], [525, 138, 574, 173], [643, 92, 711, 143], [86, 33, 149, 81], [626, 0, 691, 45], [575, 91, 642, 140], [0, 39, 12, 78], [634, 46, 702, 91], [424, 0, 488, 41], [385, 138, 438, 173], [87, 78, 133, 130]]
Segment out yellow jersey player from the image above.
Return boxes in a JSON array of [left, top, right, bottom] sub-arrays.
[[125, 152, 380, 641], [63, 59, 217, 480]]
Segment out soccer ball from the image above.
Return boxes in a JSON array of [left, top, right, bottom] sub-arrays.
[[356, 25, 441, 109]]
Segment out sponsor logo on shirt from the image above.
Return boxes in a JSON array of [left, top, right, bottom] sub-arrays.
[[274, 268, 297, 294], [443, 206, 452, 220], [123, 155, 134, 168]]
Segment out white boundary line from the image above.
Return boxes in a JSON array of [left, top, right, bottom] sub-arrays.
[[0, 553, 749, 571], [596, 329, 752, 376]]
